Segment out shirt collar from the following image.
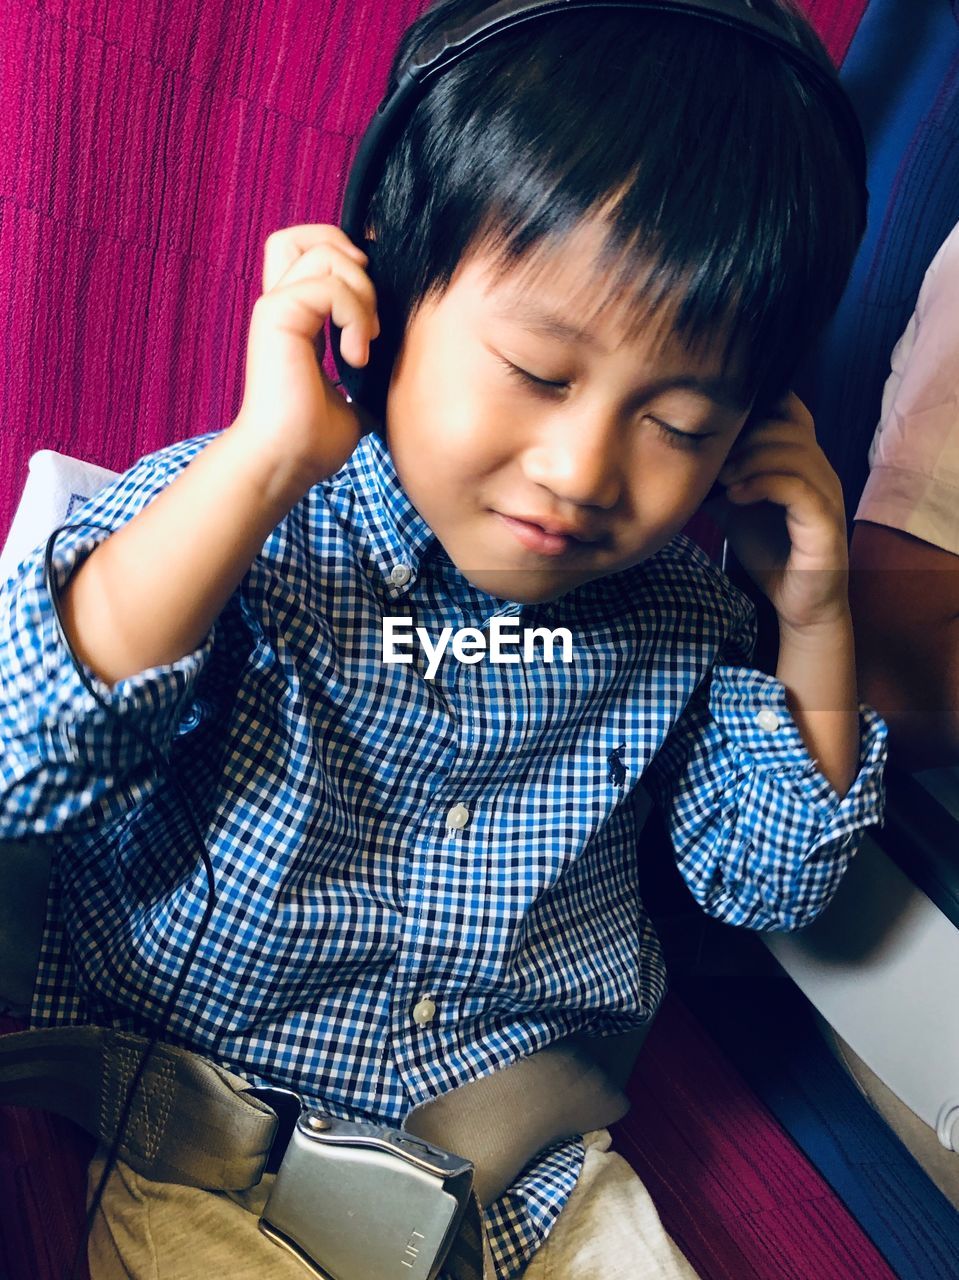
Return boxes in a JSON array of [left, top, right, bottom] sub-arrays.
[[338, 432, 589, 624], [341, 431, 439, 598]]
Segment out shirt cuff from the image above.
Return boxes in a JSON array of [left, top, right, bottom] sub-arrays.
[[709, 666, 888, 833], [34, 523, 215, 744], [855, 464, 959, 557]]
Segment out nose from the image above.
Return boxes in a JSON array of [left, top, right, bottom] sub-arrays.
[[521, 405, 623, 509]]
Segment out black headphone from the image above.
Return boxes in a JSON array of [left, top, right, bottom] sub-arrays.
[[330, 0, 868, 415]]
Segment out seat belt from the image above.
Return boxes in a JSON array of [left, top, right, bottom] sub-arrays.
[[0, 1022, 647, 1280]]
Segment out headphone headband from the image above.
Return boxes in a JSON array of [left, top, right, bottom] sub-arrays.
[[333, 0, 867, 405], [409, 0, 834, 84]]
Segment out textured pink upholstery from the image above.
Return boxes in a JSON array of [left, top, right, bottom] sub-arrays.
[[1, 0, 427, 543]]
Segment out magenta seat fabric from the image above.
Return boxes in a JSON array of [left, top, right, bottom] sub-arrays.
[[611, 995, 899, 1280], [802, 0, 870, 61], [1, 0, 429, 542], [0, 1018, 95, 1280]]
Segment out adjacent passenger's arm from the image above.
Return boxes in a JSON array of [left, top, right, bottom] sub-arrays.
[[849, 520, 959, 769]]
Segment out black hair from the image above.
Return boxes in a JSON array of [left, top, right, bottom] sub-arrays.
[[360, 0, 866, 422]]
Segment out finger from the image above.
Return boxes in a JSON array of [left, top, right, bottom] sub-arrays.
[[717, 440, 839, 494], [720, 442, 832, 488], [254, 272, 379, 367], [722, 470, 843, 524], [737, 395, 815, 445], [262, 225, 369, 294], [752, 390, 813, 425], [731, 412, 816, 451], [722, 435, 808, 474], [723, 470, 838, 522], [267, 247, 380, 365], [780, 390, 814, 425], [270, 243, 379, 328]]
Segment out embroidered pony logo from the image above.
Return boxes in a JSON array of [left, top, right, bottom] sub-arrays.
[[607, 742, 628, 788]]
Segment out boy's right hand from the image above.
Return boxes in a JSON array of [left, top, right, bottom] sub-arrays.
[[230, 224, 381, 487]]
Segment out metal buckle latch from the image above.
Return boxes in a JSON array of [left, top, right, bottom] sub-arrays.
[[259, 1110, 474, 1280]]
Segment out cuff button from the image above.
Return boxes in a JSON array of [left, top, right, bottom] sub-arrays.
[[755, 707, 781, 733]]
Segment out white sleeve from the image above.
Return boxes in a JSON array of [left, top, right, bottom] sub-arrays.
[[855, 220, 959, 556]]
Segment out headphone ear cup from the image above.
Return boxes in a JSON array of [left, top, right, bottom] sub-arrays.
[[328, 225, 391, 426], [329, 306, 393, 433], [329, 313, 360, 402]]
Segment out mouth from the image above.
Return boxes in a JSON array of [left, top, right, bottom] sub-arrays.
[[495, 512, 597, 557]]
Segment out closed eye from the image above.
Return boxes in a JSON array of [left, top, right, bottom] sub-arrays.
[[647, 417, 713, 451], [497, 357, 569, 395], [498, 356, 713, 449]]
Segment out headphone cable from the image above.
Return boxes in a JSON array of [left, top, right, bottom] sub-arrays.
[[41, 521, 218, 1280]]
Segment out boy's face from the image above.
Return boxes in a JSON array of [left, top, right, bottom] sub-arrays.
[[385, 221, 752, 604]]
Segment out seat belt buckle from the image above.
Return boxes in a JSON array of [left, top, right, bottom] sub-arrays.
[[259, 1108, 474, 1280]]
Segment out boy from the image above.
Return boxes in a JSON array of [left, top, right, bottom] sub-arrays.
[[0, 1, 886, 1277]]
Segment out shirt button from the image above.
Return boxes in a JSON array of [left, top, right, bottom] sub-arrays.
[[446, 803, 470, 830], [389, 563, 412, 586], [412, 997, 436, 1025], [756, 707, 781, 733]]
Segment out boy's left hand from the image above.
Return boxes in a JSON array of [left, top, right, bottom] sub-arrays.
[[711, 393, 850, 634]]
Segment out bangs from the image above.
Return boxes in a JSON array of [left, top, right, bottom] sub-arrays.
[[459, 203, 756, 407], [363, 2, 863, 416]]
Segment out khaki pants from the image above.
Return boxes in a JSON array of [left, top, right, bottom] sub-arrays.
[[87, 1129, 699, 1279]]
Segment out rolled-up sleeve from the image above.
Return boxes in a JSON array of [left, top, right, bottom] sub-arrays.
[[646, 661, 888, 932], [0, 434, 219, 836]]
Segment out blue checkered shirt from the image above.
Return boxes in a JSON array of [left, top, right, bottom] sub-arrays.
[[0, 431, 886, 1278]]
